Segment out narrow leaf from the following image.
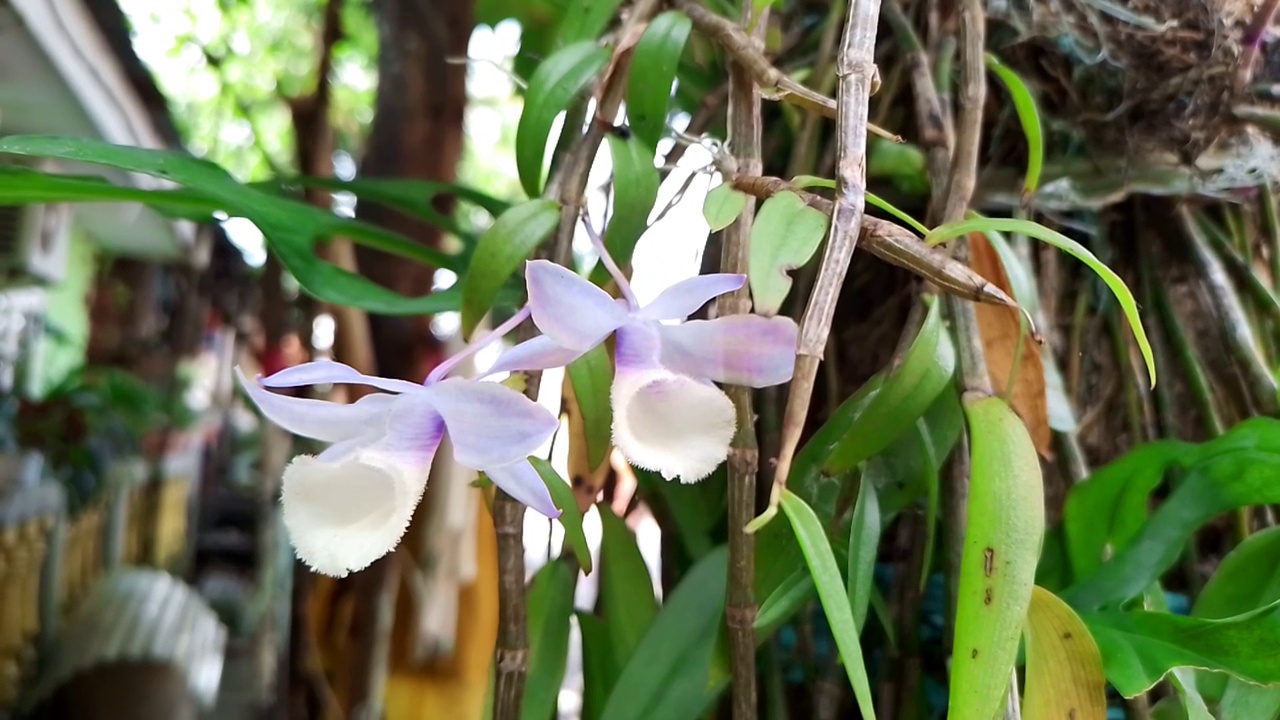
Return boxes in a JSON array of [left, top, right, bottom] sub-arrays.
[[0, 137, 464, 314], [604, 133, 660, 268], [599, 504, 659, 665], [523, 560, 576, 720], [755, 569, 814, 635], [748, 191, 830, 315], [985, 53, 1044, 198], [825, 295, 955, 474], [702, 181, 748, 231], [847, 479, 881, 633], [515, 41, 610, 198], [626, 11, 692, 149], [1022, 586, 1107, 720], [599, 546, 729, 720], [460, 198, 561, 338], [578, 612, 620, 720], [530, 457, 594, 574], [780, 490, 876, 720], [927, 216, 1156, 387], [790, 174, 930, 236], [556, 0, 626, 46], [567, 344, 614, 472]]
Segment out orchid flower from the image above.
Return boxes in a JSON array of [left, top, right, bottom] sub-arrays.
[[236, 307, 560, 578], [489, 226, 798, 483]]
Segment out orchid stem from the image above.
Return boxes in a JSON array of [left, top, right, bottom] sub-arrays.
[[427, 305, 533, 384], [581, 214, 641, 310]]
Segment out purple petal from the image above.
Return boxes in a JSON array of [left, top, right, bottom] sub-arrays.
[[236, 367, 398, 442], [526, 259, 630, 351], [422, 377, 559, 469], [281, 392, 444, 577], [613, 320, 662, 372], [484, 335, 586, 377], [484, 459, 562, 519], [260, 360, 422, 394], [637, 274, 745, 320], [657, 315, 798, 387]]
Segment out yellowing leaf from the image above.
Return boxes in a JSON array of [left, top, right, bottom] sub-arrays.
[[1023, 586, 1107, 720]]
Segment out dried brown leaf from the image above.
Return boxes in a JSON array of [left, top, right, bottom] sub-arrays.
[[968, 232, 1052, 457]]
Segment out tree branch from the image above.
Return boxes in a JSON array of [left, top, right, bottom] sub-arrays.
[[720, 3, 765, 716], [761, 0, 883, 517], [674, 0, 900, 142]]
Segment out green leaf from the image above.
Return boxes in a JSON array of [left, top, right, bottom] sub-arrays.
[[567, 344, 614, 472], [1192, 525, 1280, 705], [269, 175, 512, 238], [702, 182, 749, 232], [600, 545, 729, 720], [847, 479, 881, 634], [0, 137, 462, 314], [460, 198, 561, 338], [523, 559, 576, 720], [599, 504, 659, 665], [867, 137, 930, 196], [748, 191, 830, 316], [604, 133, 660, 268], [578, 612, 620, 720], [779, 490, 877, 720], [927, 215, 1156, 387], [825, 295, 956, 474], [555, 0, 626, 46], [1063, 418, 1280, 610], [634, 467, 719, 562], [529, 457, 593, 574], [790, 174, 930, 236], [1062, 441, 1188, 580], [985, 53, 1044, 198], [626, 11, 692, 149], [755, 568, 814, 635], [1022, 587, 1108, 720], [1084, 599, 1280, 697], [516, 41, 610, 198]]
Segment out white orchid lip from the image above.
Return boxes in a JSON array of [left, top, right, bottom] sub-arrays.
[[281, 448, 430, 577], [611, 366, 736, 482], [498, 230, 799, 485], [236, 356, 562, 577]]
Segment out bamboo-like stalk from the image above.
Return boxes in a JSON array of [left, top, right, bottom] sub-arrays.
[[1179, 205, 1280, 414], [763, 0, 882, 517], [675, 0, 898, 141], [719, 2, 765, 716]]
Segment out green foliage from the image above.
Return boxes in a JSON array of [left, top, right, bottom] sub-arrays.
[[1063, 418, 1280, 610], [825, 296, 956, 475], [985, 53, 1045, 198], [523, 559, 576, 720], [603, 133, 660, 268], [459, 198, 561, 338], [780, 490, 877, 719], [927, 215, 1157, 388], [530, 458, 593, 574], [747, 191, 829, 315], [701, 182, 749, 231], [846, 479, 881, 634], [597, 546, 728, 720], [626, 11, 693, 150], [1084, 600, 1280, 697], [514, 41, 610, 198], [598, 505, 660, 665], [0, 136, 463, 314], [566, 345, 614, 471]]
